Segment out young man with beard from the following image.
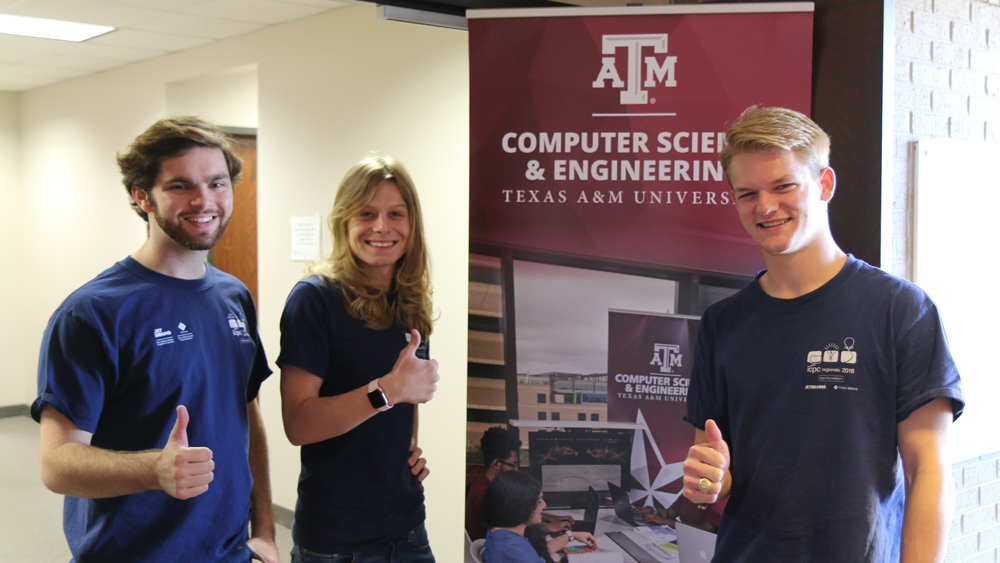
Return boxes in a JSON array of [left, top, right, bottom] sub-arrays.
[[33, 117, 278, 563], [682, 107, 963, 563]]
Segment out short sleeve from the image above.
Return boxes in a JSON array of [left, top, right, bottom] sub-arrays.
[[277, 279, 332, 379], [243, 298, 272, 402], [894, 292, 964, 422], [685, 310, 727, 435], [32, 310, 115, 432]]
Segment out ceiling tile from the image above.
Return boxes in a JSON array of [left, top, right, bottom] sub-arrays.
[[278, 0, 347, 7], [87, 28, 212, 51], [43, 40, 166, 62], [24, 53, 124, 71], [0, 62, 92, 79], [0, 74, 51, 91], [82, 0, 211, 9], [3, 0, 168, 27], [0, 34, 61, 63], [180, 0, 326, 25], [129, 12, 263, 40]]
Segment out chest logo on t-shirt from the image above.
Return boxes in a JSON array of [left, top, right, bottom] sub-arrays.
[[805, 337, 858, 391], [153, 322, 194, 346]]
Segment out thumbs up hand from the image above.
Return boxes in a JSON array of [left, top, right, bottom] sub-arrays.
[[682, 419, 731, 504], [379, 330, 439, 405], [156, 405, 215, 499]]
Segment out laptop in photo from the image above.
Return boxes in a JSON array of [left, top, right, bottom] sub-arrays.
[[570, 486, 599, 533], [606, 481, 650, 527], [676, 522, 717, 563]]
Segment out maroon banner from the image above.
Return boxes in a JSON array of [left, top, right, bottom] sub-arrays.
[[469, 6, 814, 276]]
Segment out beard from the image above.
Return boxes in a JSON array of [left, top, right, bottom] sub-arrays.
[[149, 204, 230, 251]]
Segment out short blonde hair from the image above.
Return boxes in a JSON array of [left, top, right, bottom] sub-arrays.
[[720, 106, 831, 183], [311, 154, 433, 338]]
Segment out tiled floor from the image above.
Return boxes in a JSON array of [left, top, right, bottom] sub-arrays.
[[0, 415, 294, 562]]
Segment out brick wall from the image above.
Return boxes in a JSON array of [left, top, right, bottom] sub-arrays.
[[895, 1, 1000, 561], [894, 0, 1000, 279]]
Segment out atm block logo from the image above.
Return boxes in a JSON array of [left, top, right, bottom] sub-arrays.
[[592, 34, 678, 105], [650, 343, 682, 375]]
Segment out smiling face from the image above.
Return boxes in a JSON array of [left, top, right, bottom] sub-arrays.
[[528, 491, 546, 526], [135, 146, 233, 252], [347, 180, 410, 286], [730, 148, 835, 259]]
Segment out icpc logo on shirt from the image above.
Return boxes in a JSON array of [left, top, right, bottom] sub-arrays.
[[227, 313, 251, 340], [805, 337, 859, 391], [592, 34, 678, 105]]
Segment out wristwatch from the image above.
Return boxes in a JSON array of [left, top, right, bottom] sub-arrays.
[[566, 531, 575, 543], [367, 379, 393, 412]]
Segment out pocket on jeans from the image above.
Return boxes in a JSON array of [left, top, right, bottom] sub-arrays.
[[408, 524, 431, 552], [293, 545, 355, 563]]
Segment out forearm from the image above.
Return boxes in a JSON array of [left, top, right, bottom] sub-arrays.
[[40, 442, 160, 498], [546, 534, 570, 555], [901, 467, 953, 563], [282, 385, 378, 446], [247, 399, 276, 541]]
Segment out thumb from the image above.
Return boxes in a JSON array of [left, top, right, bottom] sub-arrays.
[[705, 419, 725, 452], [169, 405, 189, 448], [404, 329, 421, 356]]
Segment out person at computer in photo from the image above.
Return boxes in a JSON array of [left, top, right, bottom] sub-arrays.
[[632, 495, 719, 533], [467, 426, 576, 541], [483, 471, 598, 563]]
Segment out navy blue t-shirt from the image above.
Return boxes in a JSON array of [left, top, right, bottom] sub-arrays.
[[278, 276, 427, 552], [33, 257, 271, 563], [686, 255, 963, 563]]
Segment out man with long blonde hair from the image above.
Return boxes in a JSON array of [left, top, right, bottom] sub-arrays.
[[279, 154, 439, 562]]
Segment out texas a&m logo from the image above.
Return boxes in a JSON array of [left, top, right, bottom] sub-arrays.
[[592, 34, 678, 105], [650, 343, 682, 375]]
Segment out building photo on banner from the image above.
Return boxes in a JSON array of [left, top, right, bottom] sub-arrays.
[[465, 3, 813, 562]]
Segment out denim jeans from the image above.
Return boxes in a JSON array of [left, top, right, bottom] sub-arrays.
[[290, 522, 435, 563]]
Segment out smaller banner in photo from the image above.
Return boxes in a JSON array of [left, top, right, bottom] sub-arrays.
[[607, 310, 699, 472]]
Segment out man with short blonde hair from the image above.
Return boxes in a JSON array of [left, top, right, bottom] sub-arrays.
[[683, 107, 963, 563]]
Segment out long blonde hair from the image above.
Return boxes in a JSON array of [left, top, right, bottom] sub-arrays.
[[310, 154, 433, 338]]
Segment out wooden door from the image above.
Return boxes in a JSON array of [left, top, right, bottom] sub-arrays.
[[210, 135, 258, 306]]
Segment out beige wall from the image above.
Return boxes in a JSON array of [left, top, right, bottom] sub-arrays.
[[14, 4, 469, 558], [0, 91, 27, 407]]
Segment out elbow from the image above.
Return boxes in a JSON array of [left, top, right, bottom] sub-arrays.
[[282, 420, 313, 447], [39, 456, 69, 495]]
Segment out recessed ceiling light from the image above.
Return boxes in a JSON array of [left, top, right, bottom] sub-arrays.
[[0, 14, 115, 42]]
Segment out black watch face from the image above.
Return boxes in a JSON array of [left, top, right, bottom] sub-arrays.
[[368, 389, 387, 409]]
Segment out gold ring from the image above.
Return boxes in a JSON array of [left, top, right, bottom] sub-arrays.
[[698, 477, 712, 494]]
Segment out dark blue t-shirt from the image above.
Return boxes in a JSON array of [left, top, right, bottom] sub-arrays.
[[686, 255, 963, 563], [277, 276, 427, 552], [33, 257, 271, 563]]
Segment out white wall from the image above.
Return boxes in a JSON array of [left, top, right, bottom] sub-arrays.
[[0, 91, 27, 407], [16, 4, 469, 558], [166, 65, 260, 129]]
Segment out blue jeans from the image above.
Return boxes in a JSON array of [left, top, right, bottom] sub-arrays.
[[290, 523, 434, 563]]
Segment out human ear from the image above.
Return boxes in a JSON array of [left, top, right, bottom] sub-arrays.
[[819, 167, 836, 202], [131, 184, 154, 213]]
